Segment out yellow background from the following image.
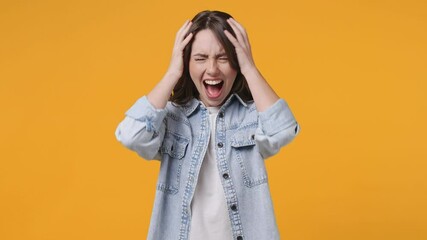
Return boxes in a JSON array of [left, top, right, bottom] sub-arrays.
[[1, 0, 426, 239]]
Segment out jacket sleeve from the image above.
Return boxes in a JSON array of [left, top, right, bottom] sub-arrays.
[[115, 96, 167, 160], [256, 99, 300, 159]]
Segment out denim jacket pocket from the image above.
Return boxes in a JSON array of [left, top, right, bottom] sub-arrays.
[[231, 127, 268, 188], [157, 131, 189, 194]]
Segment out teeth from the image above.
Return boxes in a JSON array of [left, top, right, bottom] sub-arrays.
[[204, 80, 222, 85]]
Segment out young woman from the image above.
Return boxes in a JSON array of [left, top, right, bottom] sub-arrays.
[[115, 10, 300, 240]]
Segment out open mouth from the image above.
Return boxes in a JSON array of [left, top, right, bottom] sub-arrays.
[[203, 79, 224, 99]]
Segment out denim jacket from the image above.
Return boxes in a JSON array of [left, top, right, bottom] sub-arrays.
[[115, 93, 300, 240]]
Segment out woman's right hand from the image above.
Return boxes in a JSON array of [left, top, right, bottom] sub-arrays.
[[147, 20, 193, 109], [166, 20, 193, 78]]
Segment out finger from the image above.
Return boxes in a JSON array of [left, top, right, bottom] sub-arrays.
[[176, 20, 192, 43], [177, 20, 191, 34], [228, 19, 250, 49], [228, 18, 246, 36], [226, 19, 244, 44], [224, 29, 242, 49], [227, 18, 251, 49], [181, 32, 193, 49], [181, 21, 193, 42]]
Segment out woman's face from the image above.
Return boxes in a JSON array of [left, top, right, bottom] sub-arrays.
[[189, 29, 237, 107]]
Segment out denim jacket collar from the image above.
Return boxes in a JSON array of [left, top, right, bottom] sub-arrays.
[[177, 93, 249, 117]]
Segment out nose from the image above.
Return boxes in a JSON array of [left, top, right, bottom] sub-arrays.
[[206, 58, 219, 76]]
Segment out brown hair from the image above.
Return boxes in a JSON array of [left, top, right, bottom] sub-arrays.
[[169, 10, 253, 105]]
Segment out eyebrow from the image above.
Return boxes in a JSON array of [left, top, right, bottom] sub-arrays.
[[192, 53, 228, 58]]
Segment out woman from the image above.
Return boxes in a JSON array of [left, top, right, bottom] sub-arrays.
[[115, 10, 300, 240]]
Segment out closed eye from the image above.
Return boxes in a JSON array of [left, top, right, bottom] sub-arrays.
[[218, 57, 229, 63]]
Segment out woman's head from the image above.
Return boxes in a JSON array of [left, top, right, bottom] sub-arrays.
[[170, 10, 252, 106]]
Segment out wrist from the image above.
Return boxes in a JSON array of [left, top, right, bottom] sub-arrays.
[[164, 70, 182, 83], [240, 66, 259, 80]]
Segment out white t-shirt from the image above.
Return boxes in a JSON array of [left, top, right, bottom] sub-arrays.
[[189, 107, 233, 240]]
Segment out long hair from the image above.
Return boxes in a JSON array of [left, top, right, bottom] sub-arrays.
[[169, 10, 253, 105]]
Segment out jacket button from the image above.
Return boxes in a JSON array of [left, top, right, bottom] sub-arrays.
[[218, 112, 224, 118], [222, 173, 229, 179], [217, 142, 223, 148], [237, 236, 243, 240], [230, 204, 237, 211]]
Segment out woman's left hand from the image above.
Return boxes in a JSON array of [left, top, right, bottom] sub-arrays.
[[224, 18, 257, 75]]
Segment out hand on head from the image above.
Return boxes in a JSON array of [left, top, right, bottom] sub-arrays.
[[224, 18, 256, 76], [166, 20, 194, 78]]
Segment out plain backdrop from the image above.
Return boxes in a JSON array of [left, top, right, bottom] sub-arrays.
[[1, 0, 426, 239]]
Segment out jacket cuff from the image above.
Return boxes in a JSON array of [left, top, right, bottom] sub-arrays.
[[125, 96, 167, 133], [259, 99, 297, 136]]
